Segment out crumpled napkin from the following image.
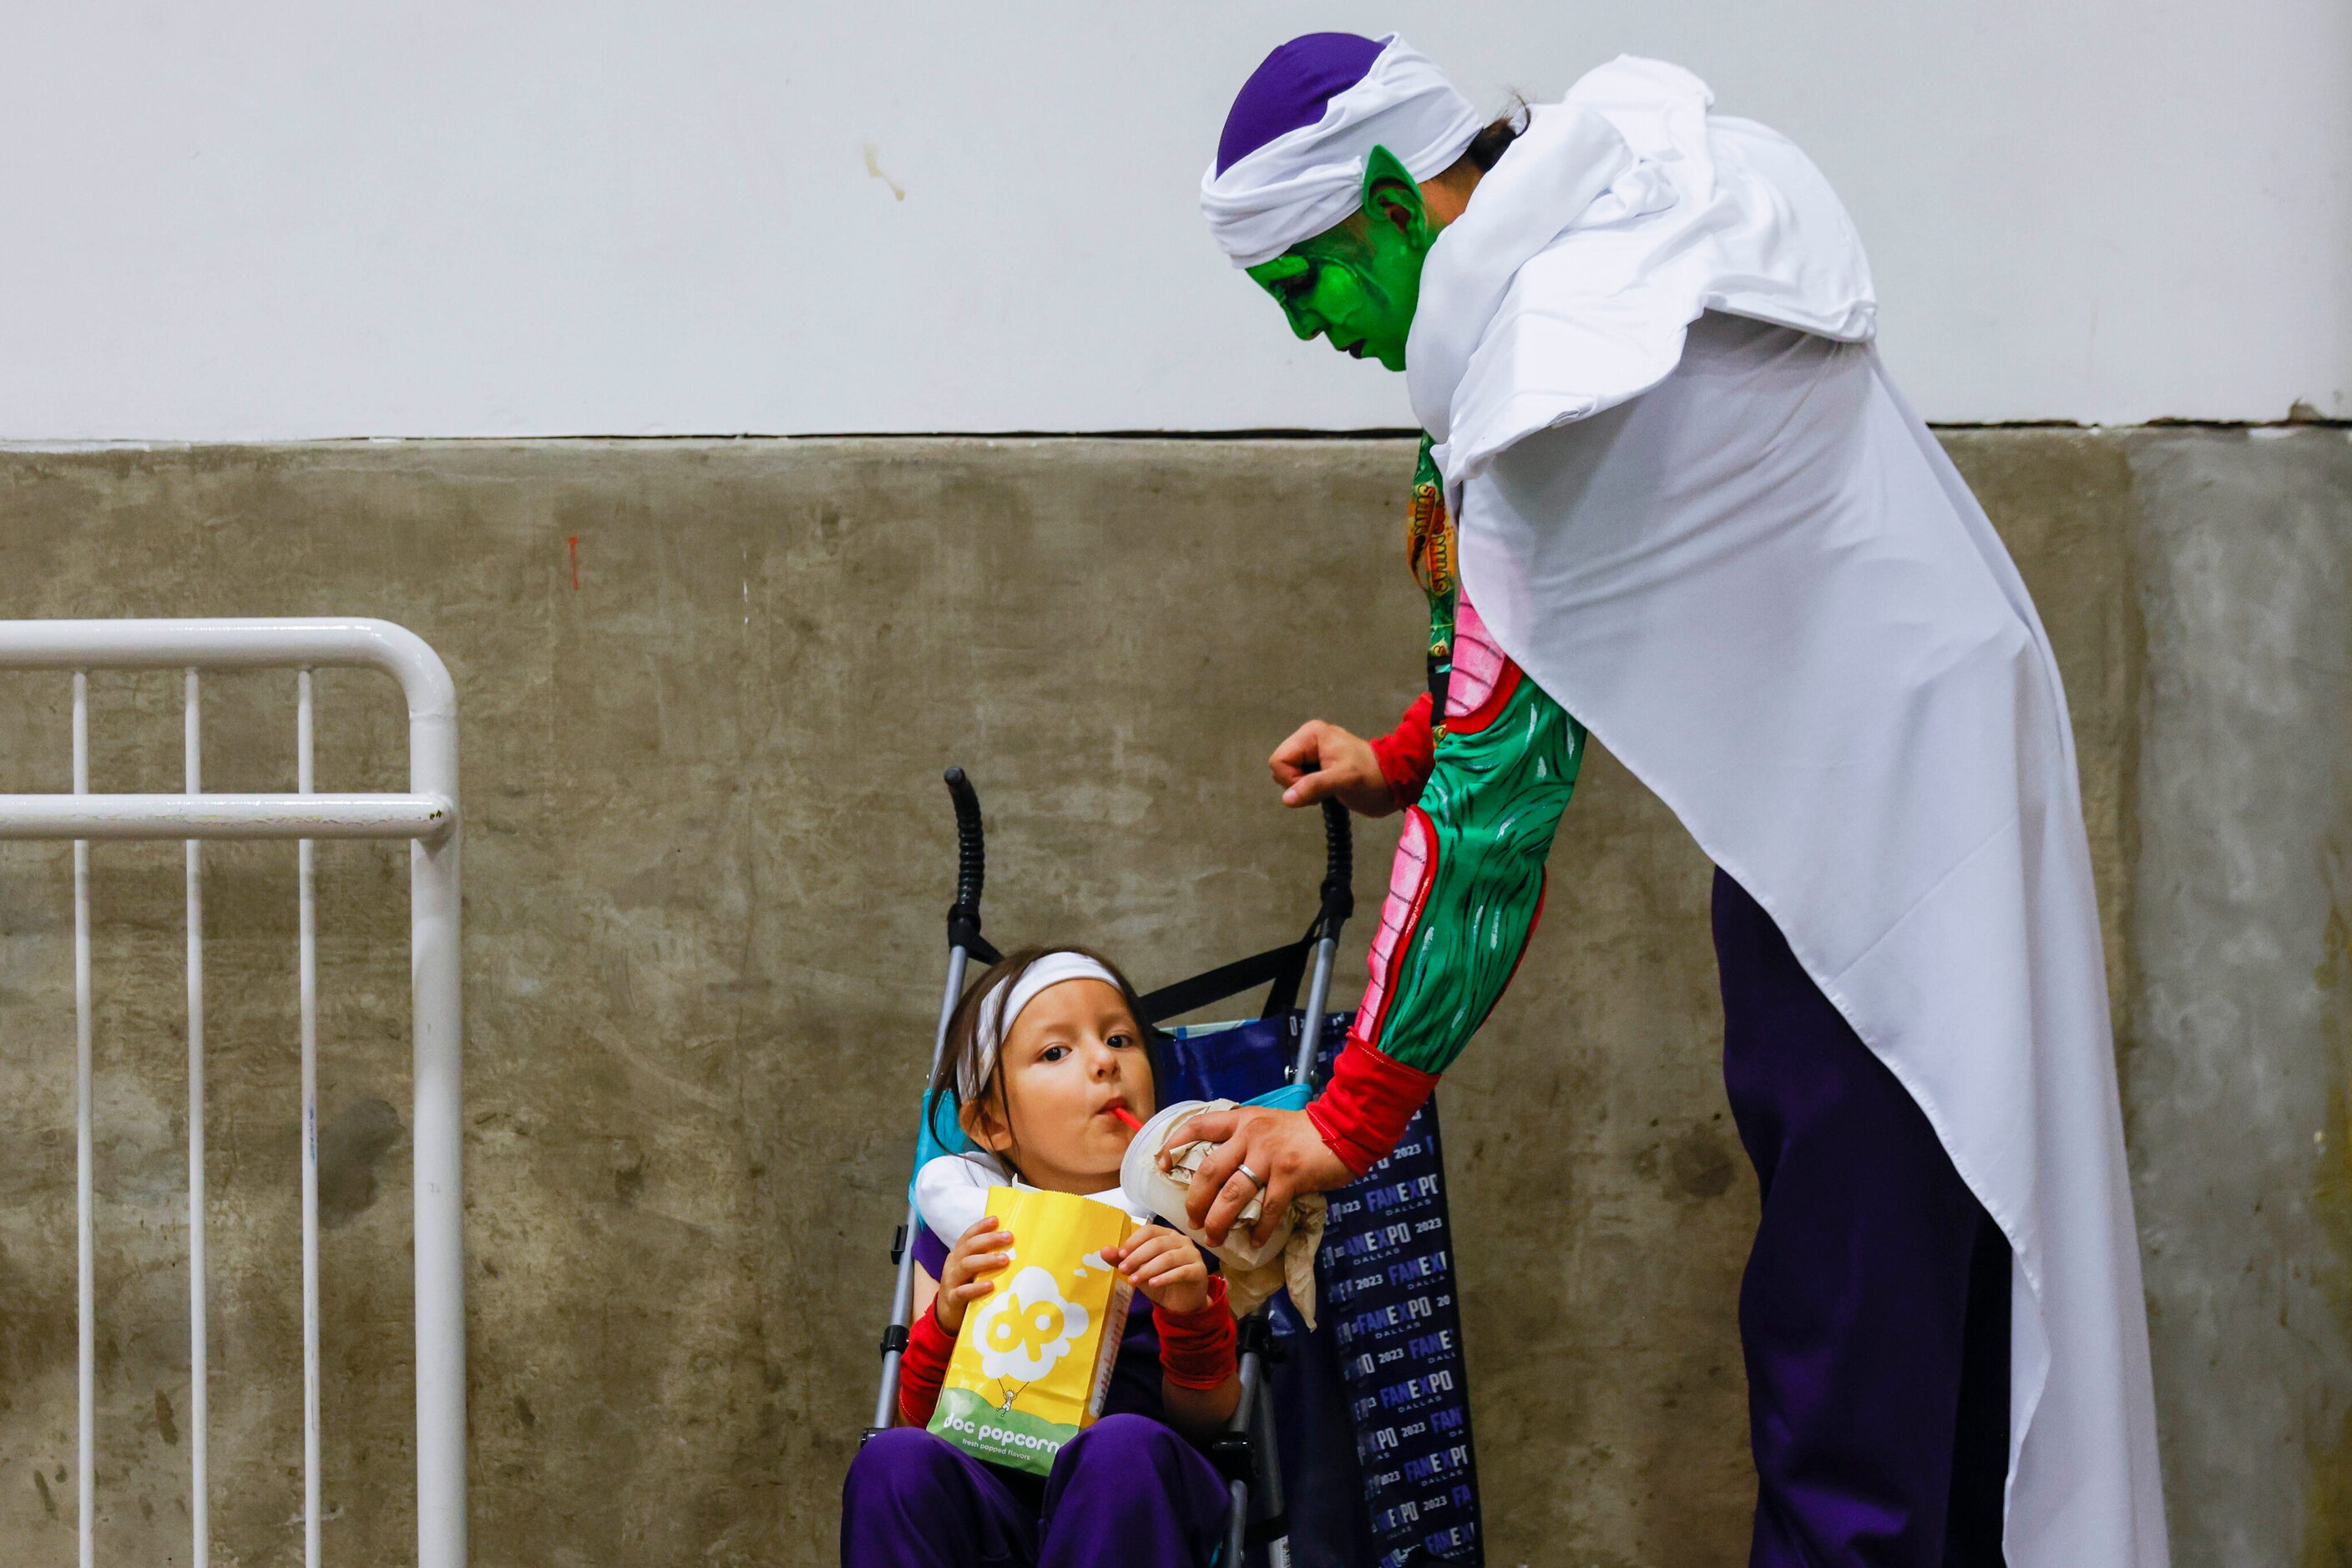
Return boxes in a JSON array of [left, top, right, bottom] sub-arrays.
[[1156, 1099, 1328, 1328]]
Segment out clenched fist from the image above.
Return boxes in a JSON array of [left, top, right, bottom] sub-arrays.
[[1268, 720, 1395, 817]]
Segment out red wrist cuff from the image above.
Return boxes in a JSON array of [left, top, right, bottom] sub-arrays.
[[1308, 1037, 1440, 1176], [1155, 1275, 1237, 1391], [897, 1302, 957, 1426], [1368, 693, 1436, 808]]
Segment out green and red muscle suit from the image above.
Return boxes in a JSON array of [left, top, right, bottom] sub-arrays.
[[1308, 438, 1586, 1174]]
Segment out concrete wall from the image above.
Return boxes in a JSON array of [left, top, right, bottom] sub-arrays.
[[5, 3, 2348, 438], [0, 430, 2343, 1564]]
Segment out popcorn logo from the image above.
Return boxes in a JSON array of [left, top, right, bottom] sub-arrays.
[[972, 1267, 1091, 1386]]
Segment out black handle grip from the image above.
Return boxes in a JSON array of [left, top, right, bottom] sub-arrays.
[[1318, 797, 1353, 925], [945, 767, 985, 915]]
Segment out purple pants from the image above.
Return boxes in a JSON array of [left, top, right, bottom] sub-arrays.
[[840, 1414, 1229, 1567], [1714, 868, 2010, 1566]]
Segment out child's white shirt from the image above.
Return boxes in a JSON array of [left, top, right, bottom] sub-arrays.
[[913, 1151, 1148, 1252]]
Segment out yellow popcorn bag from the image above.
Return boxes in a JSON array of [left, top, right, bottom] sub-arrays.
[[928, 1186, 1138, 1476]]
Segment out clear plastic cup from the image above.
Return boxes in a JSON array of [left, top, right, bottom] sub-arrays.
[[1119, 1099, 1292, 1272]]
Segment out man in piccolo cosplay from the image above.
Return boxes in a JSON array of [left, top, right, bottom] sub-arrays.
[[1172, 31, 2168, 1568]]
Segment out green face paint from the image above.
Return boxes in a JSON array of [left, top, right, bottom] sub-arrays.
[[1244, 144, 1437, 373]]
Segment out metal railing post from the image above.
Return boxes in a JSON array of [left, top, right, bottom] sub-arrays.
[[73, 671, 94, 1568], [403, 645, 468, 1568], [185, 670, 210, 1568], [0, 620, 468, 1568]]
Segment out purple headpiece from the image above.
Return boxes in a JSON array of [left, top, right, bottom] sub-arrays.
[[1215, 33, 1387, 176]]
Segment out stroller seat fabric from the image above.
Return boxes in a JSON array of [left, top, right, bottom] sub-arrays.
[[1166, 1013, 1485, 1568]]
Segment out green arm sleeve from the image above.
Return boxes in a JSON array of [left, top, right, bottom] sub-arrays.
[[1357, 665, 1585, 1078]]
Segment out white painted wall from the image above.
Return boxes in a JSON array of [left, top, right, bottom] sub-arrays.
[[3, 3, 2344, 439]]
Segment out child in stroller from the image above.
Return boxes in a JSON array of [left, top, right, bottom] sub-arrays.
[[840, 944, 1240, 1567]]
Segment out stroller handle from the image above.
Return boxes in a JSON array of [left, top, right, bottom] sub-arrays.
[[1319, 797, 1353, 925], [944, 766, 985, 917]]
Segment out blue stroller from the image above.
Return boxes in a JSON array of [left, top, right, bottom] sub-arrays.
[[866, 771, 1487, 1566]]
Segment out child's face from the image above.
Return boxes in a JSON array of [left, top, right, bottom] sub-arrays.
[[967, 979, 1156, 1194]]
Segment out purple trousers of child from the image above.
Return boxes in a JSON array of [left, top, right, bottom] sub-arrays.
[[1714, 867, 2011, 1566], [840, 1414, 1229, 1567]]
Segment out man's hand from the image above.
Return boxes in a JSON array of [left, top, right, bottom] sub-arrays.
[[1172, 1105, 1354, 1247], [1270, 720, 1396, 817]]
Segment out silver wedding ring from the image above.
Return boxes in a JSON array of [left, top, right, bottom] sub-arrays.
[[1235, 1161, 1267, 1191]]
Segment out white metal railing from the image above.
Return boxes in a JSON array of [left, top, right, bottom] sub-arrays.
[[0, 619, 466, 1568]]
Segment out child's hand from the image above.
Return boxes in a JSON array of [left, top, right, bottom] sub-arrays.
[[934, 1216, 1013, 1333], [1104, 1225, 1212, 1316]]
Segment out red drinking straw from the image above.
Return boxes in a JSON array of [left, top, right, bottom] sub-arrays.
[[1110, 1105, 1143, 1132]]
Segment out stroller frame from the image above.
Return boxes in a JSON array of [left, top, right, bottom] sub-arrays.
[[867, 768, 1355, 1567]]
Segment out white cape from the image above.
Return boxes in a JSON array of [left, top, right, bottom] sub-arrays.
[[1408, 56, 1878, 497], [1415, 59, 2170, 1568]]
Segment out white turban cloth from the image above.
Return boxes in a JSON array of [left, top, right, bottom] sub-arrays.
[[1200, 34, 1485, 269]]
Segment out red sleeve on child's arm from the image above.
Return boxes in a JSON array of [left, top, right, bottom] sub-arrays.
[[1367, 692, 1437, 809], [1155, 1275, 1237, 1391], [896, 1304, 957, 1427], [1307, 1035, 1441, 1176]]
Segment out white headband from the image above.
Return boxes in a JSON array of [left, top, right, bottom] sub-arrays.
[[958, 951, 1127, 1103], [1200, 34, 1485, 268]]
